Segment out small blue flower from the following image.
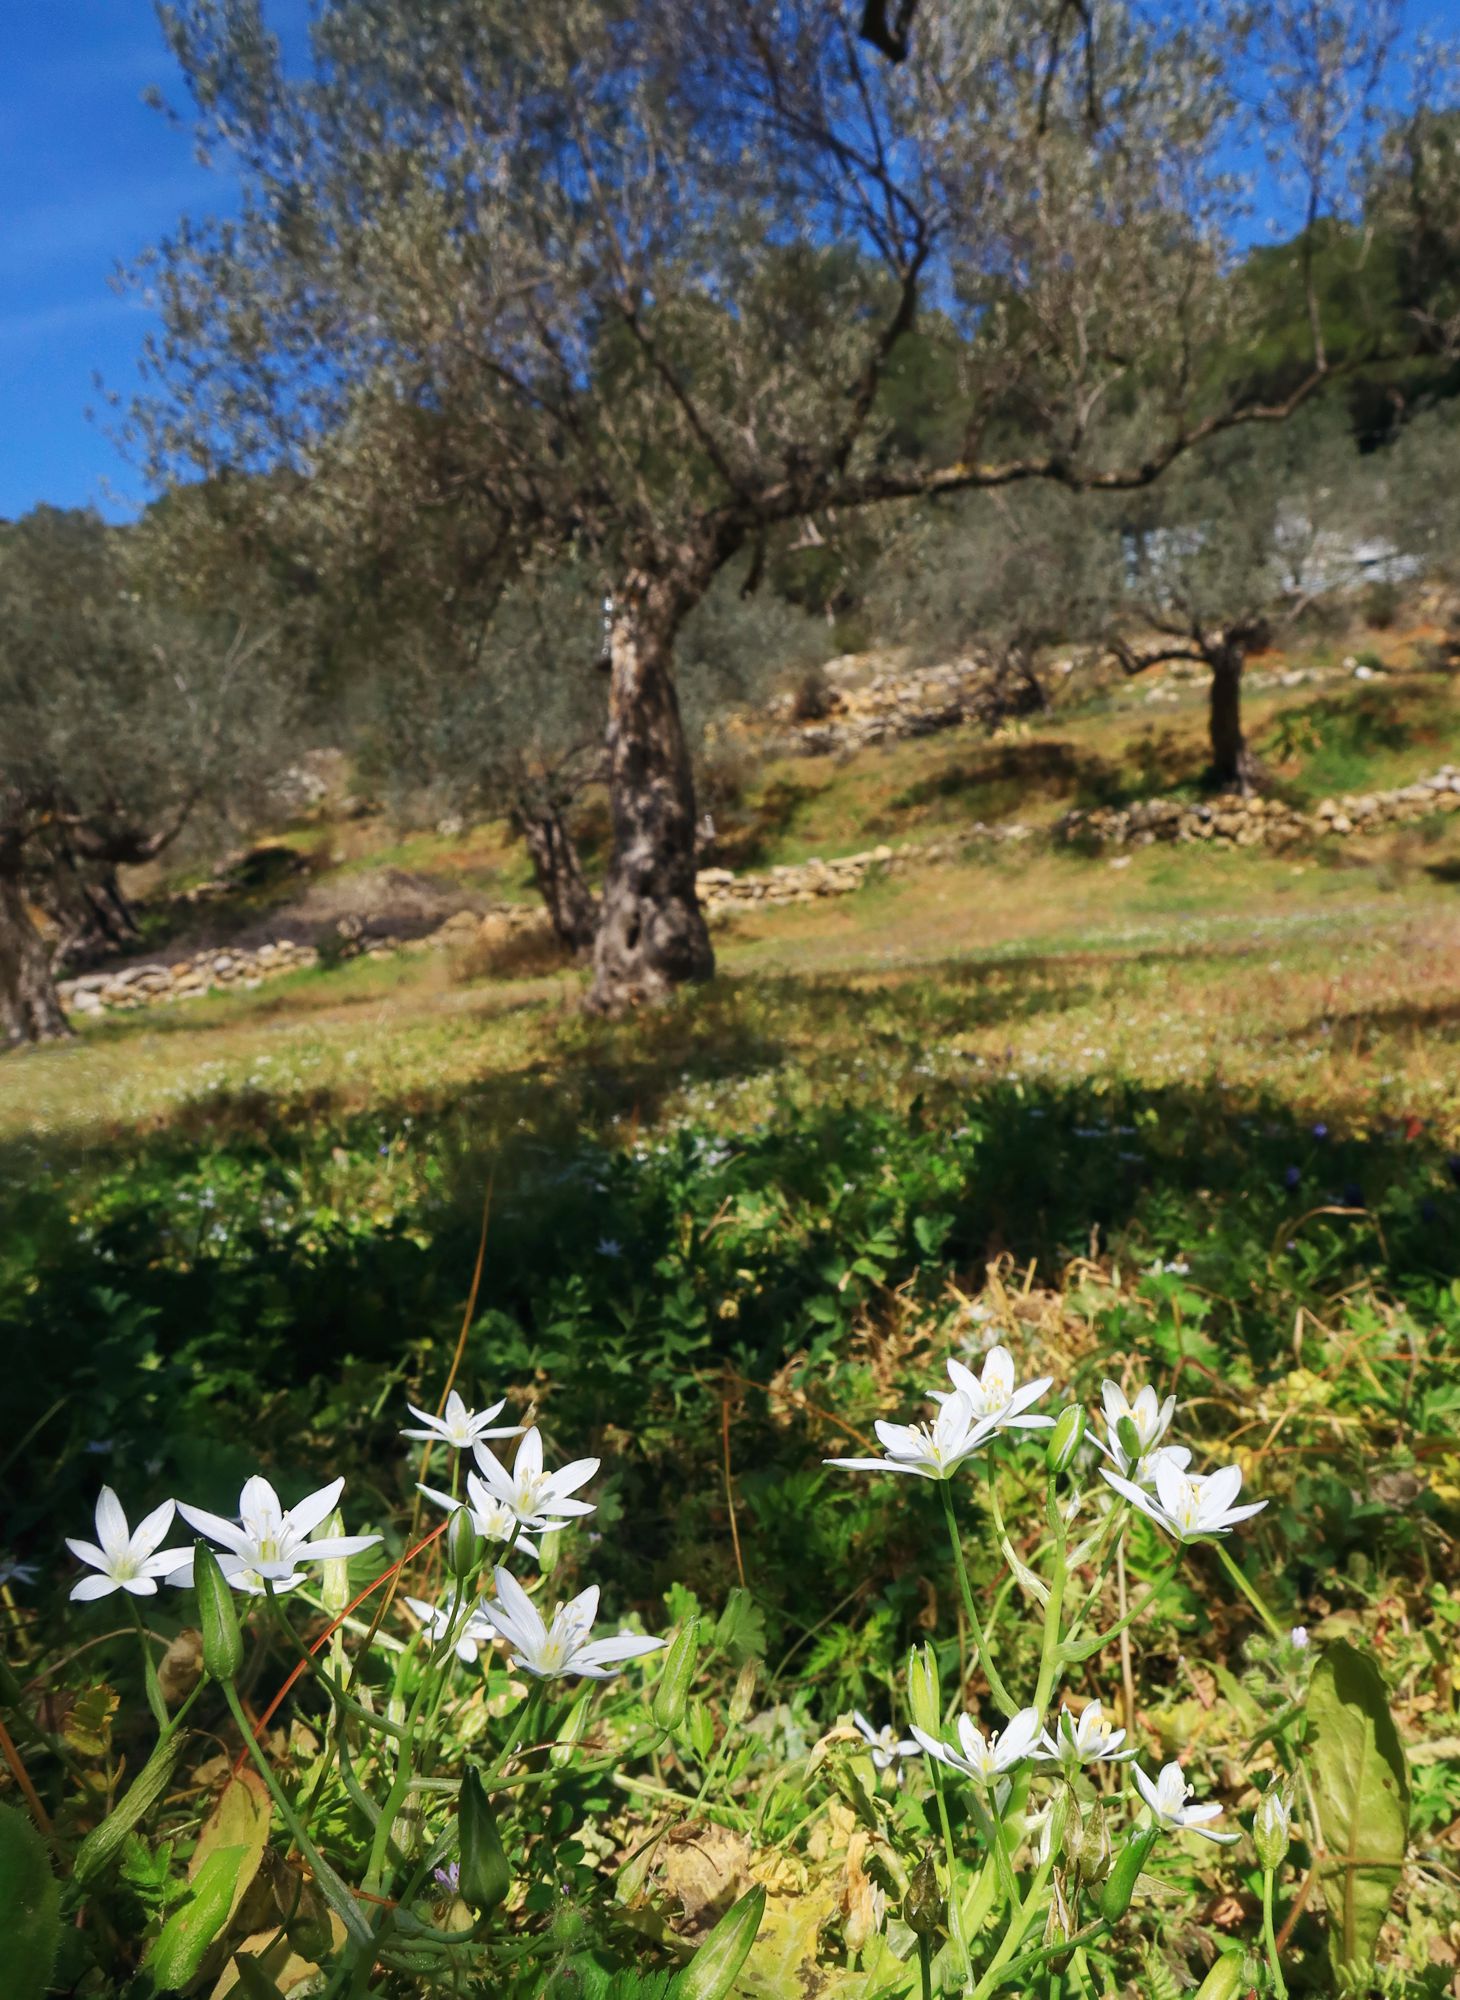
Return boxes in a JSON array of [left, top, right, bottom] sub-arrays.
[[434, 1860, 460, 1893], [596, 1237, 622, 1258], [1284, 1165, 1301, 1190], [1421, 1198, 1439, 1224], [1312, 1122, 1329, 1141]]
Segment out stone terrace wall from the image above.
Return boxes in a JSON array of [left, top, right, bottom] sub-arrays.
[[1056, 766, 1460, 850], [57, 827, 1035, 1019]]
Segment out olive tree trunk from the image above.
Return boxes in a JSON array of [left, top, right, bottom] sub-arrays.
[[587, 577, 713, 1015], [516, 799, 599, 957], [0, 851, 72, 1049], [1207, 639, 1256, 795]]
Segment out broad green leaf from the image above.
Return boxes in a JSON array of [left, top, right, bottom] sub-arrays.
[[0, 1800, 60, 2000], [148, 1843, 249, 1990], [1308, 1641, 1410, 1982], [191, 1771, 271, 1931]]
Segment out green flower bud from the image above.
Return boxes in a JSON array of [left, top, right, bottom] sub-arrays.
[[1046, 1405, 1087, 1474], [1097, 1825, 1160, 1924], [675, 1885, 766, 2000], [1116, 1415, 1143, 1464], [902, 1854, 944, 1941], [446, 1508, 484, 1585], [728, 1659, 759, 1727], [317, 1511, 351, 1617], [550, 1690, 592, 1769], [652, 1618, 700, 1734], [1253, 1785, 1292, 1871], [906, 1644, 941, 1738], [194, 1544, 243, 1684], [1192, 1949, 1248, 2000], [456, 1767, 511, 1911]]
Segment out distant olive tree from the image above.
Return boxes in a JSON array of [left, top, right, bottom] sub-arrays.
[[861, 483, 1122, 714], [1110, 408, 1381, 790], [131, 0, 1402, 1011], [0, 508, 286, 1048], [359, 565, 609, 954]]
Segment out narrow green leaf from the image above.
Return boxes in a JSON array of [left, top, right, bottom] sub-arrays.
[[1308, 1640, 1410, 1981], [0, 1800, 60, 2000], [74, 1728, 185, 1886]]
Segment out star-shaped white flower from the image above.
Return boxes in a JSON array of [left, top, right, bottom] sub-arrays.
[[66, 1490, 191, 1602], [1134, 1760, 1238, 1843], [852, 1711, 920, 1772], [468, 1428, 599, 1528], [401, 1390, 522, 1453], [1036, 1699, 1135, 1766], [912, 1706, 1042, 1784], [1103, 1457, 1265, 1542], [826, 1390, 995, 1481], [936, 1346, 1054, 1433], [416, 1475, 542, 1559], [403, 1590, 495, 1665], [176, 1475, 381, 1595], [478, 1566, 665, 1681], [1097, 1379, 1178, 1481]]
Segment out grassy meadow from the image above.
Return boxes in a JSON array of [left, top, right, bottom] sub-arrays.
[[7, 640, 1460, 1996]]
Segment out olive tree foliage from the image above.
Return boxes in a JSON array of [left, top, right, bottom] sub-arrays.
[[0, 508, 286, 1047], [359, 563, 609, 953], [130, 0, 1400, 1011], [858, 484, 1123, 714], [1109, 407, 1383, 790]]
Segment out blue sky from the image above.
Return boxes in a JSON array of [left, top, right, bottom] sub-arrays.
[[0, 2, 307, 523], [3, 1, 1460, 525]]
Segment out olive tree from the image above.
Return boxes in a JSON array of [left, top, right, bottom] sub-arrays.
[[360, 564, 609, 954], [131, 0, 1397, 1011], [1110, 408, 1382, 790], [0, 507, 284, 1048]]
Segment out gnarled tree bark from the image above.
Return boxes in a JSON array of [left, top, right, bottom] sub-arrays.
[[515, 798, 599, 957], [0, 844, 72, 1049], [587, 574, 713, 1015]]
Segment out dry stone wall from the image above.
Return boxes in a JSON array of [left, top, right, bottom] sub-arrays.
[[1056, 766, 1460, 850], [56, 828, 1034, 1019]]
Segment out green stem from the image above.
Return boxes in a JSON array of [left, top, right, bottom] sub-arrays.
[[128, 1599, 168, 1732], [1060, 1561, 1178, 1664], [220, 1678, 372, 1947], [1262, 1869, 1288, 1999], [979, 1918, 1111, 1994], [940, 1482, 1018, 1716], [1033, 1482, 1070, 1714], [930, 1764, 975, 1995], [969, 1793, 1069, 2000], [1215, 1542, 1285, 1641]]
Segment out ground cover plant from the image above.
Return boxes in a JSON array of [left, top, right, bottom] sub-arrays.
[[5, 714, 1460, 1993]]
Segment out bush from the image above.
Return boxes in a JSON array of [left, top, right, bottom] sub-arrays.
[[1362, 578, 1403, 629]]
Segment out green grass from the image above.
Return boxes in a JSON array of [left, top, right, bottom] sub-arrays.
[[8, 642, 1460, 1997]]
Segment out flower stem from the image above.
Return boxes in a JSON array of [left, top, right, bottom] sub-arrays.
[[929, 1764, 975, 1996], [970, 1792, 1068, 2000], [1059, 1561, 1178, 1664], [1214, 1541, 1284, 1640], [219, 1677, 372, 1947], [940, 1482, 1018, 1716], [1262, 1868, 1288, 1998], [128, 1599, 169, 1732]]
